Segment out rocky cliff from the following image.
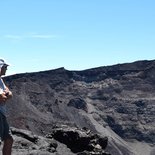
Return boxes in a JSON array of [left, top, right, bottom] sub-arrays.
[[3, 60, 155, 155]]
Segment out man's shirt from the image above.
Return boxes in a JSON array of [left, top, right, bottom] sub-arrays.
[[0, 78, 6, 115]]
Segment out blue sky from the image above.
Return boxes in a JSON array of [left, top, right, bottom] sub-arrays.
[[0, 0, 155, 75]]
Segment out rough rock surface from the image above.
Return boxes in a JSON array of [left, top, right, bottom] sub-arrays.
[[3, 60, 155, 155], [0, 126, 110, 155], [48, 125, 109, 155]]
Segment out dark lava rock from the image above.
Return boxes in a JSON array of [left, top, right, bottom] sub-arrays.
[[67, 98, 88, 112], [47, 125, 109, 155], [9, 126, 110, 155]]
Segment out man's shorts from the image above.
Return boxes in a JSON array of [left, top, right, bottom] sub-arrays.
[[0, 113, 12, 141]]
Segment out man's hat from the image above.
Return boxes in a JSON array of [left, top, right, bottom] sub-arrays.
[[0, 58, 9, 68]]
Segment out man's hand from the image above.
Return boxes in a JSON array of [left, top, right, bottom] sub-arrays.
[[5, 90, 13, 99], [0, 93, 7, 102], [4, 87, 13, 99]]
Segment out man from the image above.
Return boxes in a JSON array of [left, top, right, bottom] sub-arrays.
[[0, 58, 13, 155]]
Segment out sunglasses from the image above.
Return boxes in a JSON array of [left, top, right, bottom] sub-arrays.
[[2, 65, 8, 69]]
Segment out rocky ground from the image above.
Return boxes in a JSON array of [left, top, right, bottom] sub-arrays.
[[0, 126, 110, 155], [3, 59, 155, 155]]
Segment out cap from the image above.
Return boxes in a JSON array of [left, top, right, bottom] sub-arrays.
[[0, 58, 9, 68]]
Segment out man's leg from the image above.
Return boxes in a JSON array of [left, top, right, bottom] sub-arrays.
[[3, 137, 13, 155], [0, 113, 4, 154], [2, 115, 13, 155]]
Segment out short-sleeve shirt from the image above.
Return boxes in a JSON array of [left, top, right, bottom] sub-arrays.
[[0, 78, 6, 115]]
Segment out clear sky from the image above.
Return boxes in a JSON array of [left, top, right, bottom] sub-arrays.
[[0, 0, 155, 75]]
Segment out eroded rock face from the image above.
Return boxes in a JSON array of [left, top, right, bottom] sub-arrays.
[[4, 60, 155, 154]]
